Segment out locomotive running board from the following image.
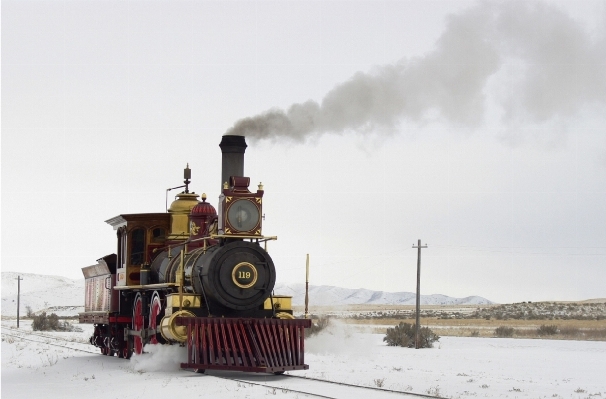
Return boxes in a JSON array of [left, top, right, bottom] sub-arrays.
[[177, 317, 312, 373]]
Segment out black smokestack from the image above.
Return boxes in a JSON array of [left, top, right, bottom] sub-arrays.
[[219, 135, 247, 190]]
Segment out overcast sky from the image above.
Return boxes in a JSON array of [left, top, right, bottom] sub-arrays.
[[2, 0, 605, 303]]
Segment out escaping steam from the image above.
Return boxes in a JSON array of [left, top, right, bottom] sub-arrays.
[[130, 344, 187, 372], [226, 2, 606, 141], [306, 319, 376, 357]]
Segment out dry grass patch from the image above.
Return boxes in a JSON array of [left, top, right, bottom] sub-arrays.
[[345, 318, 606, 340], [345, 317, 604, 328]]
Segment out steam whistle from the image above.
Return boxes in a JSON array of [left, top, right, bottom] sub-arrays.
[[184, 163, 191, 193]]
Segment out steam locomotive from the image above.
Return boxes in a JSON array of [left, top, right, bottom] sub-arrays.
[[79, 135, 311, 373]]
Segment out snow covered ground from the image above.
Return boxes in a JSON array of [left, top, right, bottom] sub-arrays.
[[2, 319, 605, 399], [2, 272, 603, 397]]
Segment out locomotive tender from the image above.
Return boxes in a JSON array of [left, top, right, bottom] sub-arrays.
[[79, 135, 311, 373]]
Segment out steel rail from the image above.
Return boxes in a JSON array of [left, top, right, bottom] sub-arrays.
[[223, 376, 338, 399], [1, 331, 99, 355], [284, 374, 445, 399], [208, 371, 443, 399], [1, 326, 90, 345]]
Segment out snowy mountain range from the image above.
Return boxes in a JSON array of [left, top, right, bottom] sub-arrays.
[[1, 271, 492, 316], [274, 283, 493, 306]]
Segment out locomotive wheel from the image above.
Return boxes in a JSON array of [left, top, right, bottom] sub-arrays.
[[148, 292, 162, 345], [133, 293, 145, 355], [101, 333, 112, 356], [117, 335, 132, 359], [120, 341, 132, 359]]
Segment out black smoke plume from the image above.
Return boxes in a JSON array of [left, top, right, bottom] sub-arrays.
[[225, 2, 605, 141]]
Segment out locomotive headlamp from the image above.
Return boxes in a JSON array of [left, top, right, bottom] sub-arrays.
[[226, 199, 260, 232], [219, 173, 263, 236]]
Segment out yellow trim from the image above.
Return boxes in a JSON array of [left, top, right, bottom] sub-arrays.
[[264, 295, 292, 311], [165, 293, 201, 310], [113, 283, 178, 290], [231, 262, 258, 289], [210, 234, 277, 241], [160, 310, 195, 343]]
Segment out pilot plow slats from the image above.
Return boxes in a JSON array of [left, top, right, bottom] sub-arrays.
[[178, 317, 311, 373]]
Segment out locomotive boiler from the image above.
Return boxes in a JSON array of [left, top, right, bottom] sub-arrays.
[[79, 135, 310, 373]]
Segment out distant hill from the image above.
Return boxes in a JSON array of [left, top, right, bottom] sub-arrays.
[[1, 272, 84, 316], [273, 283, 493, 306], [577, 298, 606, 304], [1, 272, 492, 317]]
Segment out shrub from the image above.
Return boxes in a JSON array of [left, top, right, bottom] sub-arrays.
[[494, 326, 515, 337], [384, 322, 413, 347], [32, 312, 76, 332], [558, 326, 580, 337], [374, 378, 385, 387], [470, 330, 480, 337], [537, 324, 559, 336], [32, 312, 50, 330], [383, 322, 440, 348]]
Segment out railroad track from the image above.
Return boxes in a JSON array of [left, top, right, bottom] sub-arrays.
[[1, 329, 98, 355], [2, 326, 88, 343], [202, 370, 444, 399], [285, 374, 444, 399], [2, 327, 442, 399]]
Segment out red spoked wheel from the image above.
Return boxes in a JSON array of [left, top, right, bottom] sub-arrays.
[[119, 334, 133, 359], [148, 292, 162, 345], [120, 339, 133, 359], [133, 293, 145, 355]]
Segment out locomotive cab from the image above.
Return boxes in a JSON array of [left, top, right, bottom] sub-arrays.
[[105, 213, 171, 286]]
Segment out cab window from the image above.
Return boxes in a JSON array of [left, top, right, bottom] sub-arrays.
[[130, 228, 145, 265], [151, 227, 166, 243]]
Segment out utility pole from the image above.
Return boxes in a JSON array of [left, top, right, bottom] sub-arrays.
[[412, 240, 427, 349], [16, 275, 23, 328], [305, 254, 310, 319]]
